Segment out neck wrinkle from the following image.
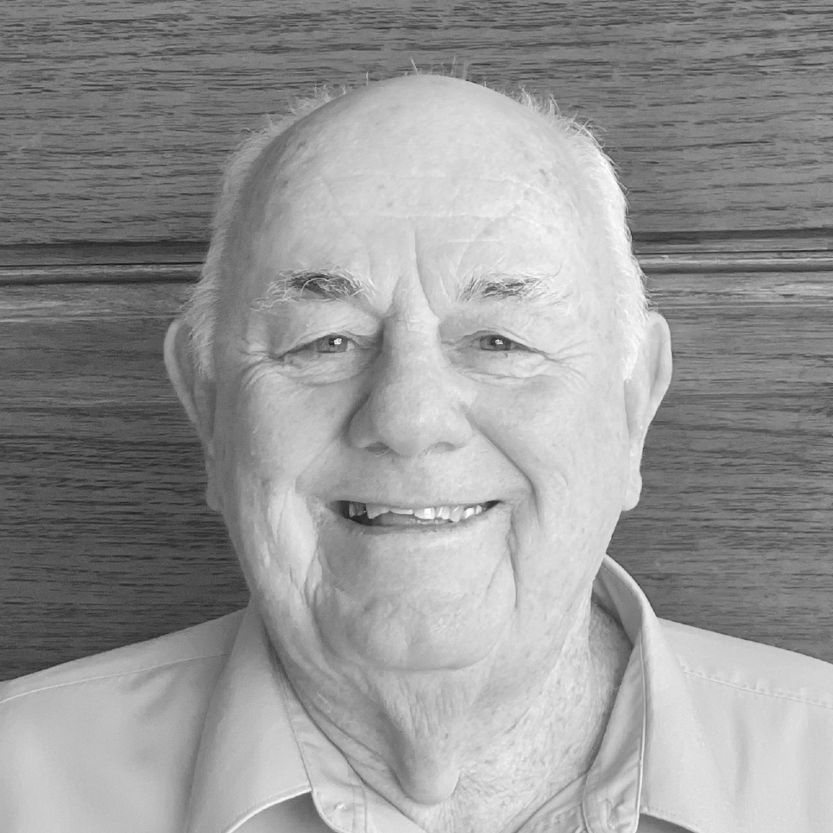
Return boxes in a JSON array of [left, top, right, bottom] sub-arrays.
[[282, 598, 630, 833]]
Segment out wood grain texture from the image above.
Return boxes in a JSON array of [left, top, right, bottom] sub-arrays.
[[2, 270, 831, 680], [3, 0, 833, 245]]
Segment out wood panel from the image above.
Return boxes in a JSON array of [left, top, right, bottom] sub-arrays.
[[2, 265, 832, 679], [3, 0, 833, 246]]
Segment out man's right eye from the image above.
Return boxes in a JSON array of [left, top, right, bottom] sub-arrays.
[[271, 332, 377, 382], [280, 333, 358, 359]]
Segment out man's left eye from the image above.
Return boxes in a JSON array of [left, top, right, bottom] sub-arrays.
[[448, 331, 544, 378], [477, 334, 525, 352]]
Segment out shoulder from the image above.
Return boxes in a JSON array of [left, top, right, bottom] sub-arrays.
[[661, 617, 833, 707], [0, 611, 245, 833], [1, 609, 244, 705], [660, 619, 833, 832]]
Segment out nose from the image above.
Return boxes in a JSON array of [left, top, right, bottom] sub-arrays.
[[348, 344, 473, 458]]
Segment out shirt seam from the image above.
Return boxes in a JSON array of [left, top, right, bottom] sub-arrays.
[[214, 786, 312, 833], [634, 638, 647, 832], [680, 665, 833, 710], [0, 651, 231, 706]]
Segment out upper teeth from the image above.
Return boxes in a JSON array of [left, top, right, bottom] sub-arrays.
[[348, 503, 486, 522]]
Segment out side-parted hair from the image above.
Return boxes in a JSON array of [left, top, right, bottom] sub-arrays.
[[182, 79, 651, 380]]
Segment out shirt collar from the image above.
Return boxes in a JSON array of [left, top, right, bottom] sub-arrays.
[[185, 605, 310, 833], [186, 557, 736, 833], [588, 558, 736, 833]]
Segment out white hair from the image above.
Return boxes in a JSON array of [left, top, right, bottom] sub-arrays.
[[513, 90, 652, 380], [182, 80, 650, 380]]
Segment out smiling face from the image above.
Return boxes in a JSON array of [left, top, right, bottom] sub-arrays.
[[181, 78, 643, 688]]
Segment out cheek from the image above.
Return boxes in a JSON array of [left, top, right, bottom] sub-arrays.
[[472, 373, 629, 534], [471, 377, 629, 636], [216, 375, 351, 486], [210, 380, 345, 594]]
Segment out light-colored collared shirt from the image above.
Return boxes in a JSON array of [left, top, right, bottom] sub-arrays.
[[2, 557, 832, 833]]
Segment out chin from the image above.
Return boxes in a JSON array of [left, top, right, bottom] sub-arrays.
[[311, 581, 516, 674]]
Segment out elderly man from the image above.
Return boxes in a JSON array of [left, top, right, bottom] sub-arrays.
[[2, 74, 832, 833]]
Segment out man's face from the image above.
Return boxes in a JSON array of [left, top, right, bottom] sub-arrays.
[[207, 80, 633, 683]]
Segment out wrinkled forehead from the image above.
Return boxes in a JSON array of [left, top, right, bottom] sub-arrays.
[[222, 78, 604, 311]]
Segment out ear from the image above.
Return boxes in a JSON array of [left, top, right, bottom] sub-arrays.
[[164, 318, 222, 511], [622, 312, 673, 511]]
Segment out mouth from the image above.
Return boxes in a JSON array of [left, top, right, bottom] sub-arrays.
[[337, 500, 499, 528]]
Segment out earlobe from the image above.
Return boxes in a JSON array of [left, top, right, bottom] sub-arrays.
[[622, 312, 673, 511], [163, 318, 216, 452]]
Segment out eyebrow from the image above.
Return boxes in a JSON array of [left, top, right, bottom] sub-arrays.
[[252, 268, 369, 310], [251, 269, 573, 311], [457, 271, 574, 308]]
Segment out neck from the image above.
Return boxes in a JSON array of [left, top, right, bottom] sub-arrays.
[[285, 600, 631, 833]]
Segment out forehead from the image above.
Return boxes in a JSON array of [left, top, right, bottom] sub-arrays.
[[228, 79, 599, 306]]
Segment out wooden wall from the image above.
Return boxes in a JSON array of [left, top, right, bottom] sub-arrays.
[[2, 0, 832, 679], [4, 1, 833, 244]]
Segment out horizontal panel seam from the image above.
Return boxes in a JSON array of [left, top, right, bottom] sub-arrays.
[[2, 253, 833, 286]]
